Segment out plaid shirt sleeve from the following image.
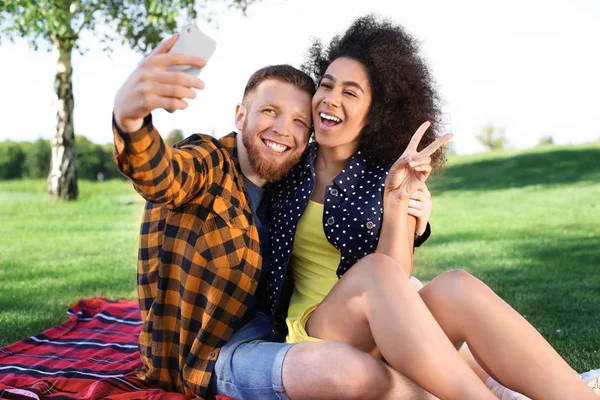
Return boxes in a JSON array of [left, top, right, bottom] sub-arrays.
[[112, 114, 262, 399], [113, 114, 216, 208]]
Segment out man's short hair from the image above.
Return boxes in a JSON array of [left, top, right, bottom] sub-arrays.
[[242, 65, 316, 105]]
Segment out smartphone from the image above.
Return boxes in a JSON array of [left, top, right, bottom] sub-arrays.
[[167, 25, 217, 76]]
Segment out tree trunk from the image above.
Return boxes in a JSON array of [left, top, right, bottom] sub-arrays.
[[48, 41, 78, 200]]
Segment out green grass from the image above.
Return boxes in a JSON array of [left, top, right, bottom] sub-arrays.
[[420, 143, 600, 371], [0, 179, 144, 344], [1, 143, 599, 372]]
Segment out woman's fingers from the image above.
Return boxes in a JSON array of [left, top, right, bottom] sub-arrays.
[[406, 121, 432, 153], [408, 199, 422, 209], [409, 156, 431, 168], [414, 165, 432, 184], [419, 133, 453, 157], [387, 156, 411, 186], [410, 189, 424, 202], [414, 165, 432, 174], [422, 184, 430, 196], [407, 207, 423, 218]]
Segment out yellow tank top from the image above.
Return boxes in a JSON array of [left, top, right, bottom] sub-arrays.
[[286, 200, 340, 323]]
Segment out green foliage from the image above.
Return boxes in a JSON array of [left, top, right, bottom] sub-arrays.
[[476, 124, 506, 151], [0, 0, 255, 53], [538, 134, 555, 146], [76, 135, 106, 180], [101, 142, 124, 179], [0, 141, 26, 179], [76, 135, 125, 180], [24, 138, 51, 178], [165, 128, 185, 146], [0, 137, 123, 181]]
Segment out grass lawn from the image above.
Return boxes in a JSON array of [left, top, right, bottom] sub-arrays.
[[1, 143, 599, 372]]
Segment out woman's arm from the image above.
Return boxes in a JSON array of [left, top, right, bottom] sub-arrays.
[[376, 199, 417, 275], [376, 122, 451, 275]]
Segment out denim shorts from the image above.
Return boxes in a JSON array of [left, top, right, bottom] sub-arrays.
[[208, 311, 293, 400]]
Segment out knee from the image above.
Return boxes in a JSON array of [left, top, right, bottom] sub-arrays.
[[283, 341, 391, 400], [351, 253, 409, 286], [322, 342, 392, 400], [439, 269, 474, 286], [428, 269, 483, 303]]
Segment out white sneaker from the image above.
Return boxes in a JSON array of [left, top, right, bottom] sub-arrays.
[[580, 369, 600, 395]]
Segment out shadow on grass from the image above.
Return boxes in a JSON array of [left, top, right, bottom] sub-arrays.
[[430, 148, 600, 193]]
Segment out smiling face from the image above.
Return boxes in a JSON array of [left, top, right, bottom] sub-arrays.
[[236, 79, 312, 183], [313, 57, 372, 154]]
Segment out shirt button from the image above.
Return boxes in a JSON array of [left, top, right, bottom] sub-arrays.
[[210, 352, 215, 358], [330, 188, 339, 196], [231, 316, 238, 323], [327, 217, 335, 225], [252, 279, 257, 284], [366, 220, 375, 229]]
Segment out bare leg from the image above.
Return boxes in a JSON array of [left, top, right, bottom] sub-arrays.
[[282, 341, 437, 400], [419, 269, 597, 400], [459, 343, 490, 383], [304, 253, 496, 400]]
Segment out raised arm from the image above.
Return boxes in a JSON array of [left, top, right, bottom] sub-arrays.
[[112, 34, 212, 207], [376, 121, 452, 275]]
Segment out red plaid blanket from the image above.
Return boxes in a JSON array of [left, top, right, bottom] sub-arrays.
[[0, 298, 234, 400]]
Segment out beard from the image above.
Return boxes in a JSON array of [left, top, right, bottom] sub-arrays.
[[241, 122, 302, 183]]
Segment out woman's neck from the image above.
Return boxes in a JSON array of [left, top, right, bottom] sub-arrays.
[[315, 143, 356, 178], [311, 143, 358, 203]]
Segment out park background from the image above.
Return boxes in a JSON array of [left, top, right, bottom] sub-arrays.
[[1, 0, 599, 373]]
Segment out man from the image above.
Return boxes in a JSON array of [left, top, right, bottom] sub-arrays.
[[113, 34, 435, 400]]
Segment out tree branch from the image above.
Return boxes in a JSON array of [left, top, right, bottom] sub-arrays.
[[74, 3, 102, 38]]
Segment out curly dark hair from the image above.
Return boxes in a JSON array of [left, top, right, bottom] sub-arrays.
[[302, 15, 446, 170]]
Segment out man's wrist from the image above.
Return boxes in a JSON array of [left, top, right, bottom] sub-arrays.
[[113, 112, 152, 135], [112, 113, 155, 156], [113, 113, 153, 138]]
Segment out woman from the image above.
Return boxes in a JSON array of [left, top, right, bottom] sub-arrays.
[[267, 15, 598, 400]]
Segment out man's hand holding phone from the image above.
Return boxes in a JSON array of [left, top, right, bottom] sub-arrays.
[[113, 33, 208, 133]]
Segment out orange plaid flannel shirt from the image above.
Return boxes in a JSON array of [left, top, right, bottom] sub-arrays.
[[113, 115, 262, 399]]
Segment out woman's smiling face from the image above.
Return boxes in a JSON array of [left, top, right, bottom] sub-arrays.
[[312, 57, 372, 153]]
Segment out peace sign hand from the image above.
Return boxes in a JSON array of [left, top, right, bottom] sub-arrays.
[[385, 121, 452, 202]]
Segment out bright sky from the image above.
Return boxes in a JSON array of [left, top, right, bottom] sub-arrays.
[[0, 0, 598, 154]]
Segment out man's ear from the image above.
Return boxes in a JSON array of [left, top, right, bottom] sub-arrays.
[[235, 103, 247, 131]]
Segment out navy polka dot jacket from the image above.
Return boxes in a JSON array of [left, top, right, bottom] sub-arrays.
[[266, 142, 431, 334]]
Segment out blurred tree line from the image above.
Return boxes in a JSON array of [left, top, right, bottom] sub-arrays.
[[0, 137, 119, 180], [0, 129, 187, 180]]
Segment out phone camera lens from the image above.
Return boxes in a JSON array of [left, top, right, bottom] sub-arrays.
[[187, 27, 191, 33]]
